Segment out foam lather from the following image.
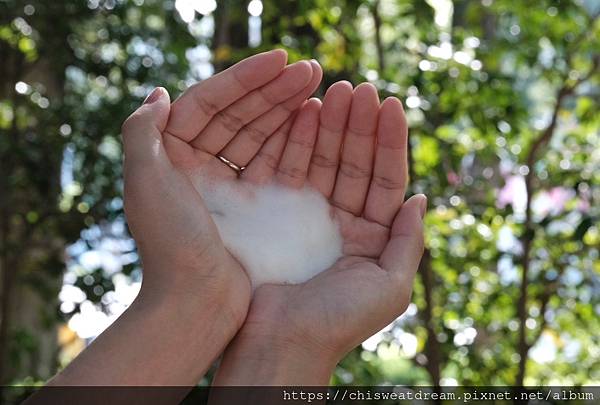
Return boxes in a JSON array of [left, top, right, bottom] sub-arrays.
[[191, 174, 343, 287]]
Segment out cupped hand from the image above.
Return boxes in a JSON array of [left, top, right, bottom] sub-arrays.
[[121, 50, 322, 324], [38, 51, 322, 388], [214, 82, 426, 385]]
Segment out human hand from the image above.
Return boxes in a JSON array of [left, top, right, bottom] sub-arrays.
[[213, 81, 426, 385], [122, 50, 321, 324], [39, 51, 323, 388]]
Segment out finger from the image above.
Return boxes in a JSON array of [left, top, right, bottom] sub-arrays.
[[165, 49, 287, 142], [307, 80, 353, 197], [218, 60, 323, 167], [241, 118, 293, 184], [379, 194, 426, 287], [191, 60, 313, 154], [363, 97, 409, 227], [276, 98, 322, 188], [121, 87, 192, 231], [121, 87, 171, 167], [330, 83, 380, 215]]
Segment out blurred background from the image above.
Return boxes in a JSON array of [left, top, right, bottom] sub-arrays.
[[0, 0, 599, 387]]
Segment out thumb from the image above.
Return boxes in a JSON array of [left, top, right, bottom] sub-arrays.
[[379, 194, 427, 284], [121, 87, 171, 165]]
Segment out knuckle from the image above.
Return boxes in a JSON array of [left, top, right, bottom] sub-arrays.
[[288, 136, 315, 149], [245, 125, 270, 145], [216, 110, 244, 133], [231, 69, 251, 92], [256, 87, 278, 107], [194, 91, 220, 117], [258, 151, 279, 170], [348, 127, 373, 138], [278, 166, 307, 180], [339, 159, 371, 179], [372, 174, 406, 190], [331, 199, 360, 215], [311, 153, 338, 169]]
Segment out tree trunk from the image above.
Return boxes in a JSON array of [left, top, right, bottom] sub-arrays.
[[420, 250, 441, 385], [371, 0, 385, 72], [212, 0, 248, 72]]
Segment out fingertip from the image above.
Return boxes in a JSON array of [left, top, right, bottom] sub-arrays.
[[296, 98, 322, 121], [397, 97, 406, 112], [378, 96, 408, 138], [352, 82, 380, 110], [295, 98, 321, 127], [380, 193, 427, 278], [321, 81, 353, 131], [330, 80, 353, 92], [405, 193, 426, 208], [307, 97, 323, 107], [324, 81, 353, 102], [271, 48, 288, 57], [323, 81, 353, 108], [354, 82, 378, 97], [287, 60, 314, 85], [278, 61, 322, 110], [122, 87, 171, 161], [379, 97, 403, 120], [406, 194, 427, 222], [308, 60, 324, 84], [243, 49, 288, 79], [416, 194, 428, 219], [267, 48, 288, 66], [390, 194, 426, 233], [128, 87, 170, 133], [381, 96, 403, 110], [143, 87, 170, 106], [309, 60, 322, 72], [294, 59, 313, 72], [347, 82, 379, 133], [158, 87, 171, 106]]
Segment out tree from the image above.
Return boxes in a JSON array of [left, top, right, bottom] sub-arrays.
[[1, 0, 598, 385], [0, 0, 195, 383]]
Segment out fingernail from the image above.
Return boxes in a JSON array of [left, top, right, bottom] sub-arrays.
[[289, 60, 309, 67], [269, 49, 288, 58], [310, 58, 319, 64], [143, 87, 163, 105], [419, 195, 428, 219]]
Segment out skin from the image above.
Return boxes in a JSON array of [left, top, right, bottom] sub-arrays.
[[29, 49, 425, 402], [213, 82, 427, 387], [31, 50, 322, 393]]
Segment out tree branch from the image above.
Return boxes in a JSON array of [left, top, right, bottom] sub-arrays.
[[371, 0, 385, 72], [420, 250, 441, 385], [515, 52, 599, 386]]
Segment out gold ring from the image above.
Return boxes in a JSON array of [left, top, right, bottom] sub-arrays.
[[216, 154, 245, 173]]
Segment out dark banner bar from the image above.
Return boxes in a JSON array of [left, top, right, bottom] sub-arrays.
[[2, 385, 599, 405]]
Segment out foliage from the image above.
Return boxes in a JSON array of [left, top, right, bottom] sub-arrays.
[[1, 0, 598, 386]]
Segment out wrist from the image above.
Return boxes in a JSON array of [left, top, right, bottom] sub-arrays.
[[50, 268, 250, 386], [138, 261, 251, 331], [214, 322, 339, 386]]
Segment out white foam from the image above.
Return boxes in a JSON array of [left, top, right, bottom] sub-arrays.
[[190, 173, 343, 287]]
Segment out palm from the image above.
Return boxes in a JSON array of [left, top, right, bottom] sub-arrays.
[[247, 210, 399, 356], [123, 51, 324, 321], [153, 51, 321, 284], [334, 207, 389, 257], [239, 81, 424, 356]]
